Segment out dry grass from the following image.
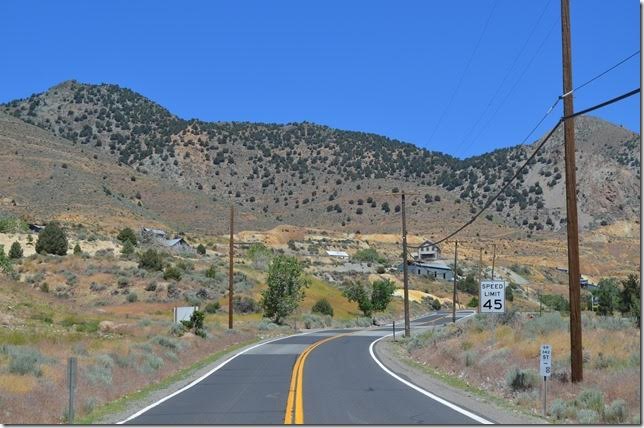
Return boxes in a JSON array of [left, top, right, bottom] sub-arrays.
[[405, 312, 640, 423]]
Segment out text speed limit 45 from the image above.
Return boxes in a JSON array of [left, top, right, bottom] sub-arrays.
[[479, 280, 506, 313]]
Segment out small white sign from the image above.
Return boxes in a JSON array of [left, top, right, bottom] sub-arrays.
[[479, 280, 506, 313], [540, 344, 552, 377], [173, 306, 198, 323]]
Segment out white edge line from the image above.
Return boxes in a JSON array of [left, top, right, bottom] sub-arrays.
[[117, 330, 318, 424], [368, 312, 493, 425]]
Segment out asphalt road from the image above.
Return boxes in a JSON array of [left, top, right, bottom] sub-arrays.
[[124, 311, 487, 425]]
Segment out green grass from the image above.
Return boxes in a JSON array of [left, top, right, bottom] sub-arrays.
[[77, 338, 260, 424]]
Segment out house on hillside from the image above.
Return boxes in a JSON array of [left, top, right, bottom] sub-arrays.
[[28, 223, 45, 233], [326, 250, 349, 260], [158, 237, 193, 253], [414, 240, 441, 261], [402, 260, 454, 281], [141, 227, 167, 240]]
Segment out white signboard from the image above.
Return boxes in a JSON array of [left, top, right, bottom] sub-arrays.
[[479, 280, 506, 313], [540, 344, 552, 377], [173, 306, 198, 323]]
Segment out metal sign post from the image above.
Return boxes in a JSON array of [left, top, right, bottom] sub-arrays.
[[540, 345, 552, 417], [67, 357, 77, 424]]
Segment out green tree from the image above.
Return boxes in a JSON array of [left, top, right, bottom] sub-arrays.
[[117, 227, 137, 246], [457, 274, 477, 294], [138, 249, 163, 271], [73, 243, 82, 255], [311, 298, 334, 317], [261, 256, 309, 324], [8, 241, 23, 259], [353, 248, 386, 264], [620, 274, 640, 319], [196, 243, 206, 255], [506, 285, 514, 302], [467, 296, 479, 308], [247, 243, 273, 270], [593, 278, 620, 316], [35, 222, 68, 255], [343, 281, 372, 317], [370, 279, 396, 312], [0, 246, 12, 273]]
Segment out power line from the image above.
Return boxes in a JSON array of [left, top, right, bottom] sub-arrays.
[[451, 0, 554, 157], [464, 19, 558, 155], [561, 50, 640, 99], [432, 87, 641, 246], [425, 1, 497, 147]]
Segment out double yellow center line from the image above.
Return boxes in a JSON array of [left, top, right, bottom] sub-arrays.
[[283, 333, 348, 424]]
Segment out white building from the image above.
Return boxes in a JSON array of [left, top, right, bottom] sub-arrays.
[[415, 240, 441, 261], [326, 250, 349, 260]]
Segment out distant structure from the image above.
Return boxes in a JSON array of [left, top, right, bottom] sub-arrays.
[[28, 223, 45, 233], [326, 250, 349, 260], [141, 227, 193, 253], [413, 240, 441, 262], [402, 260, 454, 281]]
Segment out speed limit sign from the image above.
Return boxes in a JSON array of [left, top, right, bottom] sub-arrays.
[[479, 280, 506, 313]]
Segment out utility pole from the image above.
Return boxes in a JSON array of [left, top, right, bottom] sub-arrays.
[[452, 240, 458, 323], [478, 247, 483, 285], [561, 0, 583, 383], [401, 192, 410, 337], [228, 205, 234, 330], [491, 243, 496, 280]]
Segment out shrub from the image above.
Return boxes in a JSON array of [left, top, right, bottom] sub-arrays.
[[1, 345, 48, 376], [139, 353, 164, 373], [576, 409, 599, 424], [549, 399, 568, 421], [539, 293, 569, 312], [505, 367, 538, 392], [233, 296, 260, 313], [464, 351, 476, 367], [467, 297, 479, 308], [73, 243, 82, 255], [117, 227, 137, 246], [302, 313, 332, 329], [35, 222, 68, 255], [376, 266, 385, 274], [204, 264, 217, 279], [127, 292, 138, 303], [205, 302, 220, 313], [311, 298, 334, 317], [164, 265, 182, 281], [604, 399, 628, 423], [197, 244, 206, 255], [169, 323, 186, 336], [152, 336, 182, 350], [145, 281, 157, 291], [121, 240, 135, 256], [258, 319, 281, 330], [353, 248, 386, 264], [523, 312, 568, 338], [86, 363, 112, 386], [8, 241, 23, 259], [576, 388, 604, 414], [139, 249, 163, 271]]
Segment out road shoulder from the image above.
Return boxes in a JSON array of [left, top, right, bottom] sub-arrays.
[[374, 337, 547, 425]]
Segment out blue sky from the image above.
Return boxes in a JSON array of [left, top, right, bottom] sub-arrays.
[[0, 0, 639, 158]]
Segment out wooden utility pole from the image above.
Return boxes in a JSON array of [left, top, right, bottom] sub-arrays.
[[561, 0, 583, 383], [478, 247, 483, 284], [491, 243, 496, 280], [401, 192, 410, 337], [228, 205, 234, 329], [452, 240, 458, 323]]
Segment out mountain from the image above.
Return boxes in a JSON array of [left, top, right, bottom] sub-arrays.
[[0, 80, 639, 235]]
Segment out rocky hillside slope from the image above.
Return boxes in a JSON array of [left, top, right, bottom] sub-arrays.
[[1, 80, 639, 234]]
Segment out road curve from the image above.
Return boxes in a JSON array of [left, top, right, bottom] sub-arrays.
[[123, 311, 488, 424]]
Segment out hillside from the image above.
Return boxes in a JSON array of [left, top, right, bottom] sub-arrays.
[[0, 80, 639, 235]]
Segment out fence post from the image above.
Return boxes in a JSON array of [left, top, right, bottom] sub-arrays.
[[67, 357, 77, 424], [393, 320, 396, 342]]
